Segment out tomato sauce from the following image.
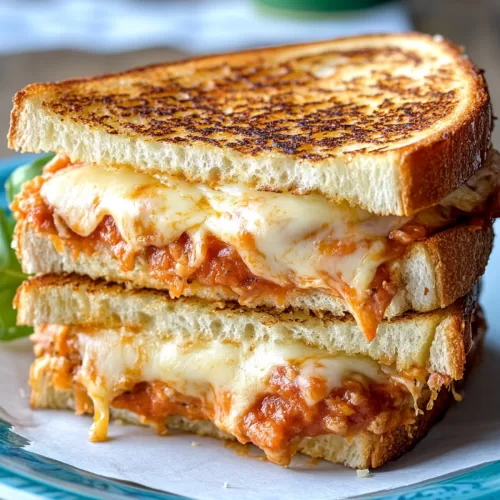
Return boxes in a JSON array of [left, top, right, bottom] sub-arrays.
[[108, 375, 413, 466], [33, 327, 415, 466], [112, 381, 212, 424], [32, 327, 415, 465], [241, 365, 413, 464], [13, 169, 435, 341]]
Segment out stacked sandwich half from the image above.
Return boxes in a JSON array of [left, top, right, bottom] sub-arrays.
[[9, 33, 499, 469]]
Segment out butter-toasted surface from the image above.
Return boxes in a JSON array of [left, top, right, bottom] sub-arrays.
[[9, 33, 492, 215]]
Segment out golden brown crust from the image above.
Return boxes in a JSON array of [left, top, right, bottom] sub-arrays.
[[8, 88, 24, 149], [369, 383, 453, 467], [8, 33, 492, 215], [428, 284, 474, 381], [14, 271, 474, 328], [370, 306, 484, 467], [446, 285, 480, 380], [423, 223, 493, 307], [444, 313, 468, 381], [398, 64, 492, 214]]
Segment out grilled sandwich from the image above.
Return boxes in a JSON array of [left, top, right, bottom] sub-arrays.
[[17, 275, 484, 469], [8, 33, 499, 468]]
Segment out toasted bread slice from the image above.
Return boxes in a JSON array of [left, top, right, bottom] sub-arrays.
[[28, 303, 485, 470], [16, 273, 478, 379], [8, 33, 492, 216], [15, 219, 493, 321]]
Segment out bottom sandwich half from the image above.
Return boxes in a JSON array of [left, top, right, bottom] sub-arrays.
[[16, 275, 485, 469]]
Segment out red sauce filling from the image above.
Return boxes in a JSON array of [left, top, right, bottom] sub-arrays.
[[13, 177, 286, 300], [109, 373, 414, 465], [32, 328, 415, 465], [13, 166, 434, 341], [112, 381, 211, 424], [241, 365, 413, 464]]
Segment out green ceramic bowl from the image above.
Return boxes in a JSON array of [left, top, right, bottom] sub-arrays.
[[255, 0, 392, 13]]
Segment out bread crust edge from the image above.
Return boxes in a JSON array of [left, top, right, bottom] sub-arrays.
[[8, 32, 493, 216], [14, 219, 493, 317]]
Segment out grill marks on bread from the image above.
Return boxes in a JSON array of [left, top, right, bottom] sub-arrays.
[[9, 33, 492, 215], [43, 46, 464, 161]]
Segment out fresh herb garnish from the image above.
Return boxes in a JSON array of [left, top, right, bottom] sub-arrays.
[[0, 153, 55, 340], [5, 152, 55, 203]]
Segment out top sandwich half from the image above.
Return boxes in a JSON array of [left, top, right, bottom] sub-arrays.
[[8, 33, 500, 340], [8, 33, 493, 215]]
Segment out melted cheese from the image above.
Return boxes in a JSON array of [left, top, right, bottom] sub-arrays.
[[41, 164, 407, 296], [75, 328, 387, 441], [440, 149, 500, 212]]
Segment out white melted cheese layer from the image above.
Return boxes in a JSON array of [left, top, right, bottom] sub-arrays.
[[76, 328, 387, 441], [41, 164, 407, 294]]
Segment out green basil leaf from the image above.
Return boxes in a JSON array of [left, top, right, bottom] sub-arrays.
[[0, 209, 30, 341], [0, 210, 23, 279], [0, 288, 31, 341], [1, 154, 55, 341], [0, 209, 14, 271], [5, 152, 55, 204]]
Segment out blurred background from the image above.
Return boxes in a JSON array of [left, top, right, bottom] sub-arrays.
[[1, 0, 498, 157]]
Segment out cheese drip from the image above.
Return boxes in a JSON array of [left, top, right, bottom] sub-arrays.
[[42, 164, 407, 296], [74, 327, 387, 442]]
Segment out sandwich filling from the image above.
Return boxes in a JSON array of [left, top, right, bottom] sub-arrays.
[[14, 152, 500, 341], [31, 324, 434, 465]]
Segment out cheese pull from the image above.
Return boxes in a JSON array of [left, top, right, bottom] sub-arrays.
[[88, 396, 110, 442], [74, 327, 389, 441], [41, 163, 405, 305]]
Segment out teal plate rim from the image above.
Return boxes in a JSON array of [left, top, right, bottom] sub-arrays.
[[1, 154, 500, 500]]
